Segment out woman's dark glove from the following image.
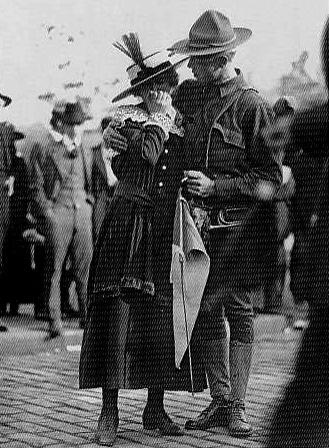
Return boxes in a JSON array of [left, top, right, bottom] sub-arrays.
[[103, 123, 128, 153]]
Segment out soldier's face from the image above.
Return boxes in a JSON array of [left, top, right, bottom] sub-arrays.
[[188, 54, 227, 83]]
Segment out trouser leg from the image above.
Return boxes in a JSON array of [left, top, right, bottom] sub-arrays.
[[45, 209, 73, 333], [71, 205, 93, 327]]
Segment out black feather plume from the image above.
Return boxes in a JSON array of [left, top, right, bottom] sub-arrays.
[[113, 33, 146, 68]]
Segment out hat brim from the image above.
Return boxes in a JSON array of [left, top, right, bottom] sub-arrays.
[[112, 57, 189, 103], [14, 131, 25, 140], [0, 93, 12, 108], [61, 114, 93, 126], [168, 27, 252, 57]]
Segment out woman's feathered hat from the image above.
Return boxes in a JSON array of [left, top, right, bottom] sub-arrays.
[[112, 33, 188, 103]]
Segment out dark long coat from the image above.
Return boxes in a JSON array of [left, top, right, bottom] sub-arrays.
[[79, 106, 206, 391]]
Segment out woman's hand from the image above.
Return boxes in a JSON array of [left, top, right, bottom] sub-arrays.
[[145, 90, 176, 121], [103, 125, 128, 153]]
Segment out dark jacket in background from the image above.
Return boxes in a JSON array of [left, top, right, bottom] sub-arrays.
[[267, 102, 329, 448], [91, 144, 115, 242]]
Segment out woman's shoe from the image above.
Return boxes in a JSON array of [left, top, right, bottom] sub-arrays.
[[94, 411, 119, 446], [143, 406, 184, 436]]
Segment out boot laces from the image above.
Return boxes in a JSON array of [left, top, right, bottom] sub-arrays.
[[231, 401, 246, 421], [200, 398, 227, 417]]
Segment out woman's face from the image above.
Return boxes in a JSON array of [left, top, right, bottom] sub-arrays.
[[138, 81, 174, 101]]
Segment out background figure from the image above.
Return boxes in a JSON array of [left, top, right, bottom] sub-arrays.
[[170, 10, 282, 438], [29, 100, 94, 338], [0, 112, 14, 331], [1, 124, 28, 316], [262, 96, 296, 314], [91, 116, 117, 243], [266, 17, 329, 448]]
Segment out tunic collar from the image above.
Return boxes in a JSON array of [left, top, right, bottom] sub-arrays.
[[209, 69, 248, 97]]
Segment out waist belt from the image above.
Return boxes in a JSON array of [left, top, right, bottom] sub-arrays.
[[185, 195, 251, 229], [114, 181, 154, 208], [208, 206, 251, 229]]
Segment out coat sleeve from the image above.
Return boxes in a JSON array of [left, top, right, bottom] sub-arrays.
[[213, 92, 283, 201], [140, 124, 167, 166], [29, 142, 52, 218]]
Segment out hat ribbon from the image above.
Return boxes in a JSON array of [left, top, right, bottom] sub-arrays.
[[130, 61, 172, 86], [189, 34, 236, 48]]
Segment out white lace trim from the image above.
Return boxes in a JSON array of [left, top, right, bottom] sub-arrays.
[[108, 105, 184, 137]]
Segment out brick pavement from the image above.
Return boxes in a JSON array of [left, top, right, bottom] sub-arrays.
[[0, 326, 302, 448]]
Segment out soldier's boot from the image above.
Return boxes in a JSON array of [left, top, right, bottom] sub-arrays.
[[228, 341, 253, 438]]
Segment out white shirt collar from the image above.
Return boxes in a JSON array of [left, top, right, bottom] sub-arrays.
[[49, 127, 82, 149]]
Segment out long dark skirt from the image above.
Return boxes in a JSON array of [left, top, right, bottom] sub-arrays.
[[79, 293, 207, 392]]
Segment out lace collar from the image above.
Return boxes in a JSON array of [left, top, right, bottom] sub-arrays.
[[108, 105, 184, 137]]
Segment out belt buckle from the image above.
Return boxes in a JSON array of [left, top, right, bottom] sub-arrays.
[[209, 207, 244, 230]]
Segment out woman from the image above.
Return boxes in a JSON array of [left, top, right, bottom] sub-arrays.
[[79, 34, 205, 446]]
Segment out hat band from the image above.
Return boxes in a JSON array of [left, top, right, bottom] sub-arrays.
[[130, 61, 172, 86], [189, 34, 236, 49]]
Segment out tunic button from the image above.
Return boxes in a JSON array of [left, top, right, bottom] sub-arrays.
[[164, 149, 169, 154], [162, 165, 167, 170], [158, 182, 163, 187]]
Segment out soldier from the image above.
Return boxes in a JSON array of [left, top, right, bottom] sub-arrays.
[[169, 10, 282, 437]]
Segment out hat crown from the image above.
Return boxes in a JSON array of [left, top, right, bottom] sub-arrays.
[[52, 100, 91, 125], [189, 10, 236, 48]]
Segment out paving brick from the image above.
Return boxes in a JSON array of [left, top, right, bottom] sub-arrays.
[[0, 443, 32, 448], [7, 432, 58, 446], [0, 324, 301, 448], [41, 430, 90, 444], [6, 421, 52, 433]]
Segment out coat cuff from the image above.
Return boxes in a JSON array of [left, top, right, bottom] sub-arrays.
[[143, 113, 173, 140]]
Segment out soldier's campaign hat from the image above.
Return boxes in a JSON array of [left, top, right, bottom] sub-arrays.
[[168, 10, 252, 57]]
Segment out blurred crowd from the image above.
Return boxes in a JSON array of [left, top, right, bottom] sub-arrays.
[[0, 91, 314, 332]]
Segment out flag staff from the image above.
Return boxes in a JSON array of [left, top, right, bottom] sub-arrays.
[[178, 189, 195, 396]]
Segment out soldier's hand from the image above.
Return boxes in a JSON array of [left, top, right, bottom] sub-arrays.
[[184, 170, 215, 197], [103, 125, 128, 153]]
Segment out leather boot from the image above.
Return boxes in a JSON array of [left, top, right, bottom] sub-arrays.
[[143, 387, 184, 436], [143, 406, 184, 436], [95, 388, 119, 446], [185, 396, 229, 430], [228, 341, 253, 438]]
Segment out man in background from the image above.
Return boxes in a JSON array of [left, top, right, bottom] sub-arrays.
[[29, 99, 94, 338]]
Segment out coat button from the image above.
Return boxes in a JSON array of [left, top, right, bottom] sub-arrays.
[[164, 149, 169, 154], [158, 182, 163, 187], [162, 165, 167, 170]]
